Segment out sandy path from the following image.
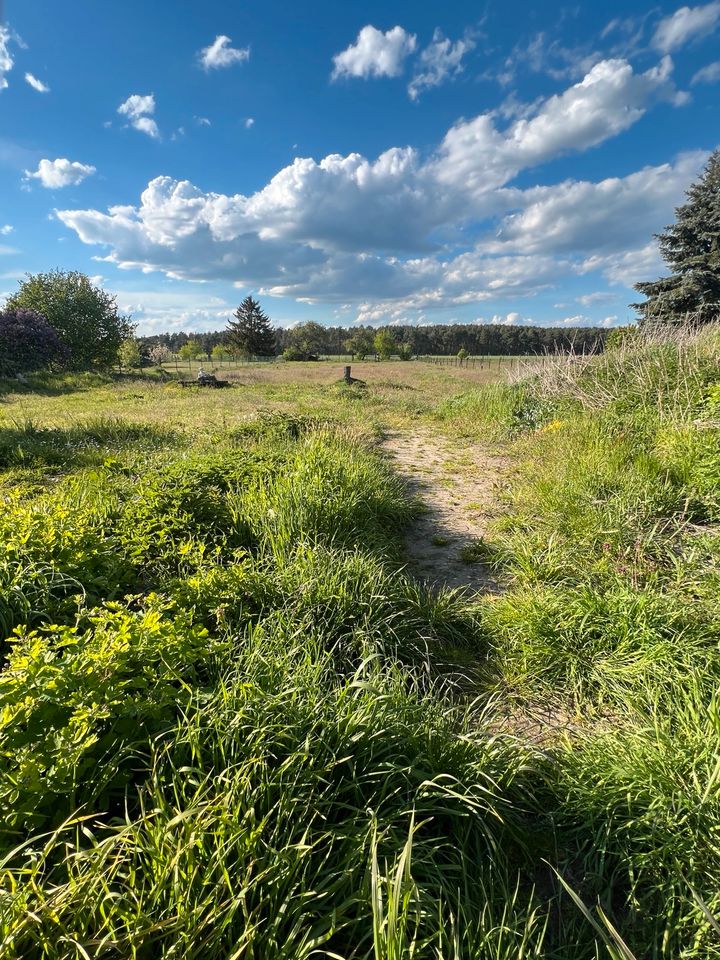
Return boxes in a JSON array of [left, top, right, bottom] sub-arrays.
[[382, 430, 509, 593]]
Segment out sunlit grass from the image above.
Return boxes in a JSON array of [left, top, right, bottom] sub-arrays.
[[0, 332, 718, 957]]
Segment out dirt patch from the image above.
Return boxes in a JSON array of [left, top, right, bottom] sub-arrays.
[[383, 430, 509, 594]]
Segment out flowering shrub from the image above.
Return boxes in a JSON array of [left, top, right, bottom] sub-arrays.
[[0, 307, 70, 374]]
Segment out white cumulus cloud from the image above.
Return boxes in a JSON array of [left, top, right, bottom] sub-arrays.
[[332, 25, 416, 80], [408, 30, 475, 100], [25, 72, 50, 92], [134, 116, 160, 138], [479, 152, 707, 256], [652, 2, 720, 51], [0, 224, 13, 235], [581, 243, 666, 288], [435, 57, 684, 194], [576, 291, 619, 306], [25, 158, 96, 189], [473, 312, 622, 328], [118, 94, 159, 138], [118, 93, 154, 118], [55, 58, 699, 319], [199, 35, 250, 70], [114, 289, 231, 332]]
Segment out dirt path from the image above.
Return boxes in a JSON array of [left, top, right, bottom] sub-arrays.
[[382, 430, 509, 593]]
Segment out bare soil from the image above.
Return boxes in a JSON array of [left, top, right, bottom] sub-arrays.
[[382, 430, 509, 594]]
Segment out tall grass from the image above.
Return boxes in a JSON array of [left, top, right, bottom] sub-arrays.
[[474, 324, 720, 958], [0, 621, 547, 957], [0, 335, 718, 958]]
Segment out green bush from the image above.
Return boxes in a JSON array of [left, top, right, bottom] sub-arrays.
[[116, 451, 278, 572], [242, 431, 414, 560], [0, 601, 222, 837], [483, 581, 720, 705], [556, 697, 720, 957], [0, 625, 542, 958], [0, 418, 178, 470], [437, 383, 550, 436], [173, 544, 483, 665], [0, 481, 134, 638]]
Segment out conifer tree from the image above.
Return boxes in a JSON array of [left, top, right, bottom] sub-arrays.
[[633, 150, 720, 325], [227, 296, 276, 357]]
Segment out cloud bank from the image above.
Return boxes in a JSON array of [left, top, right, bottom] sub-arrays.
[[57, 56, 698, 323]]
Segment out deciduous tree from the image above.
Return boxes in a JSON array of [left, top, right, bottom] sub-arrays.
[[286, 322, 327, 360], [374, 329, 396, 360], [117, 338, 142, 370], [6, 271, 133, 367], [148, 344, 171, 365], [178, 340, 205, 360], [344, 331, 375, 359]]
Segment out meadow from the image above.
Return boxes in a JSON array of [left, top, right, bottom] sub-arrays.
[[0, 332, 718, 958]]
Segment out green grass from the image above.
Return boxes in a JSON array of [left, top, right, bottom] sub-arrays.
[[0, 332, 718, 957], [472, 325, 720, 958]]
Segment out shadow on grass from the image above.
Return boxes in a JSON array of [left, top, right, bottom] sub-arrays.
[[0, 369, 171, 400], [0, 419, 181, 470]]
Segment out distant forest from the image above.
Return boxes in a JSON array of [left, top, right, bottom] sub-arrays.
[[137, 322, 612, 357]]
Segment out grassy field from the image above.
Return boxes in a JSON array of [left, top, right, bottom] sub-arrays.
[[1, 359, 515, 436], [0, 331, 718, 958]]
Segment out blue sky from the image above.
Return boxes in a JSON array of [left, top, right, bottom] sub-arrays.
[[1, 0, 719, 333]]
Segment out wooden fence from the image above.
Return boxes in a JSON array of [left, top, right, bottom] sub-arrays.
[[141, 353, 547, 374], [417, 355, 546, 369]]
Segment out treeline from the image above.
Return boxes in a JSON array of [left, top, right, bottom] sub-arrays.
[[137, 322, 610, 359]]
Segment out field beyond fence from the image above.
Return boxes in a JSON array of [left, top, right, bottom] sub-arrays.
[[150, 353, 543, 376]]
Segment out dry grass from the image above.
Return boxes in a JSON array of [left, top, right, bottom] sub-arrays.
[[510, 323, 720, 414], [0, 360, 518, 435]]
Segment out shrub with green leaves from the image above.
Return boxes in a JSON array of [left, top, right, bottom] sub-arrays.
[[173, 543, 482, 665], [0, 626, 544, 958], [0, 482, 134, 638], [115, 450, 278, 572], [437, 382, 549, 436], [0, 600, 221, 838]]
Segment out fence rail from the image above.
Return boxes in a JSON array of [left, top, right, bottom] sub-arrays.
[[124, 353, 547, 374], [417, 355, 547, 369]]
